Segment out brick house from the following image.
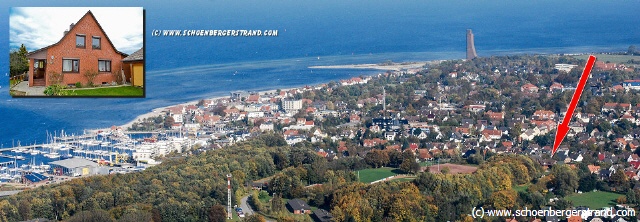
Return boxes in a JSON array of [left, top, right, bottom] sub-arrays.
[[26, 11, 128, 87], [287, 199, 311, 214]]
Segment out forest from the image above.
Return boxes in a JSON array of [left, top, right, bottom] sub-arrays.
[[0, 132, 549, 222]]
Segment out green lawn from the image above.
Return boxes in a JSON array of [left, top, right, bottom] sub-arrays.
[[10, 79, 21, 87], [513, 184, 530, 193], [573, 54, 640, 65], [565, 191, 622, 209], [65, 86, 143, 96], [357, 167, 402, 183]]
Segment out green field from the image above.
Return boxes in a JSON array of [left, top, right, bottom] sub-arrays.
[[357, 167, 402, 183], [565, 191, 622, 209], [573, 54, 640, 65], [65, 86, 143, 96]]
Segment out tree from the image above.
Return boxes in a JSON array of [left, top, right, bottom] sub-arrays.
[[208, 205, 226, 222], [364, 150, 390, 168], [610, 169, 630, 192], [271, 194, 285, 213], [550, 165, 579, 197], [440, 166, 450, 174], [245, 214, 266, 222], [163, 116, 175, 129], [117, 211, 152, 222], [578, 174, 597, 192], [626, 190, 637, 205], [400, 158, 420, 174], [9, 44, 29, 77], [489, 190, 517, 210], [66, 210, 115, 222]]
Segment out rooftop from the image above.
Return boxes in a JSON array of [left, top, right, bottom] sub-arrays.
[[49, 158, 99, 169]]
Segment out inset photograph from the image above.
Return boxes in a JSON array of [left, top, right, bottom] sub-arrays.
[[9, 7, 144, 97]]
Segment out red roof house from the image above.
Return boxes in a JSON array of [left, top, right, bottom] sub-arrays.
[[26, 11, 129, 87]]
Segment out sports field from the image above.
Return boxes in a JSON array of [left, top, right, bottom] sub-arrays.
[[357, 167, 402, 183]]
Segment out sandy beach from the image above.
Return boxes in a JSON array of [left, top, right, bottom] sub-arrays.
[[95, 60, 433, 134], [309, 60, 442, 71], [105, 86, 300, 133]]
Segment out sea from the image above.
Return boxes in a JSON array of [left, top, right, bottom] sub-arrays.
[[0, 0, 639, 149]]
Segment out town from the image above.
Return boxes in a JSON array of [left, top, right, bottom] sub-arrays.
[[4, 52, 640, 222]]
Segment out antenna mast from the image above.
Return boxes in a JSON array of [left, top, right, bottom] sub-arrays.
[[227, 174, 232, 219]]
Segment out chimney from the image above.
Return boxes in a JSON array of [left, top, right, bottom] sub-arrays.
[[64, 23, 74, 36]]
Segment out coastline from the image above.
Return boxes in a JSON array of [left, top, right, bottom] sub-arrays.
[[309, 60, 443, 71], [104, 87, 301, 133], [101, 60, 445, 134]]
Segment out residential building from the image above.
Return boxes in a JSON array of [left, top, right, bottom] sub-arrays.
[[282, 99, 303, 112], [26, 11, 129, 87]]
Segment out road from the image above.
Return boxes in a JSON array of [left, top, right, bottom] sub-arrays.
[[240, 195, 255, 216], [240, 195, 275, 222]]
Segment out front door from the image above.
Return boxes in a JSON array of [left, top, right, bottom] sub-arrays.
[[33, 59, 46, 79]]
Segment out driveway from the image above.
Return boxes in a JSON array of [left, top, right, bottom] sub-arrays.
[[11, 81, 45, 96]]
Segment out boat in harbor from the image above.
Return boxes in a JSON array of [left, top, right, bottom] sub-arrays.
[[30, 149, 40, 155], [44, 152, 61, 159]]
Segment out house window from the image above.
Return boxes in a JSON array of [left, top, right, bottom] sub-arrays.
[[98, 60, 111, 72], [62, 59, 79, 73], [92, 36, 101, 49], [76, 35, 85, 48]]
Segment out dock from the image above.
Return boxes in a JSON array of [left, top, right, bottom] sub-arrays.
[[0, 144, 41, 152], [0, 161, 16, 166], [0, 154, 25, 160]]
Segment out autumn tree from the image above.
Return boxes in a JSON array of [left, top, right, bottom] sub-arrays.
[[208, 205, 226, 222], [245, 214, 266, 222], [610, 169, 630, 192], [489, 190, 517, 210], [549, 165, 579, 197], [364, 150, 390, 168], [400, 157, 420, 174]]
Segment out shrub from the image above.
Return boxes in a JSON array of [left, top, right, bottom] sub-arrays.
[[75, 82, 82, 88], [112, 70, 125, 85], [44, 84, 68, 96], [48, 71, 64, 85], [84, 69, 99, 87]]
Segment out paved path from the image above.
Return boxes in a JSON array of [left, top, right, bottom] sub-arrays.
[[240, 195, 255, 216], [11, 81, 45, 96], [240, 195, 275, 222]]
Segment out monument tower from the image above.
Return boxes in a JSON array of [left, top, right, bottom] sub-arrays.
[[466, 29, 478, 60]]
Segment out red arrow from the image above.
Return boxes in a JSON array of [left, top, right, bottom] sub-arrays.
[[552, 55, 596, 156]]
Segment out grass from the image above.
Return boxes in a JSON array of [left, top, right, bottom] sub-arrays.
[[389, 177, 416, 182], [565, 191, 622, 209], [573, 54, 640, 65], [357, 167, 402, 183], [65, 86, 143, 96], [420, 161, 435, 167], [513, 184, 530, 193], [10, 79, 21, 87]]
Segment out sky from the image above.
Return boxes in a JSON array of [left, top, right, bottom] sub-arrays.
[[9, 7, 143, 55]]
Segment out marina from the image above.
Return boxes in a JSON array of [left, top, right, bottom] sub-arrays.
[[0, 129, 192, 184]]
